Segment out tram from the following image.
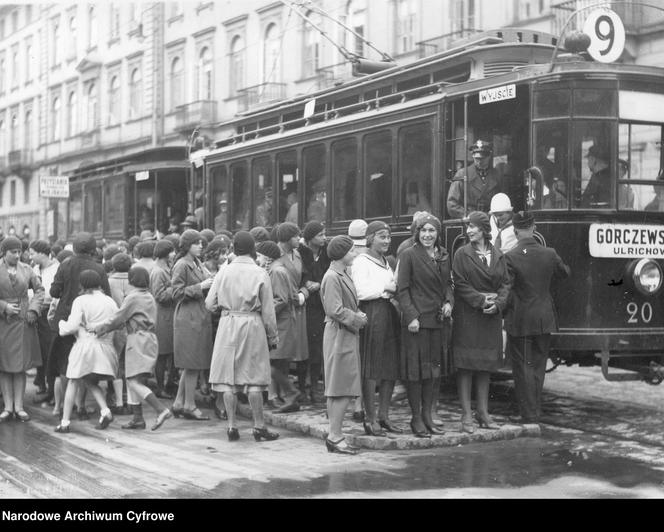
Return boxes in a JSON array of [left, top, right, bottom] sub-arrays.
[[198, 27, 664, 383]]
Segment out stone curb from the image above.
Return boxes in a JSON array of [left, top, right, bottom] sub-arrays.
[[237, 403, 541, 450]]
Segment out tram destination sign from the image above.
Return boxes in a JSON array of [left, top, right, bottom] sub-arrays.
[[39, 175, 69, 198], [479, 84, 516, 105], [589, 224, 664, 259]]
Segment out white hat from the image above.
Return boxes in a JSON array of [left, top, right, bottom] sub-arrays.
[[489, 193, 513, 214], [348, 219, 368, 247]]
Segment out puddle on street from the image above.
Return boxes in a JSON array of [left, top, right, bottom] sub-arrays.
[[190, 437, 664, 498]]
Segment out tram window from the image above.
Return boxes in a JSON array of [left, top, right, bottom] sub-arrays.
[[364, 131, 393, 219], [303, 145, 327, 224], [399, 124, 432, 215], [572, 121, 614, 209], [619, 122, 664, 211], [69, 187, 82, 235], [136, 175, 156, 233], [85, 183, 102, 234], [253, 157, 273, 227], [104, 178, 125, 234], [332, 139, 359, 222], [277, 151, 298, 224], [574, 89, 616, 117], [532, 121, 568, 210], [534, 90, 570, 118], [231, 162, 250, 230], [211, 166, 229, 233], [158, 170, 188, 234]]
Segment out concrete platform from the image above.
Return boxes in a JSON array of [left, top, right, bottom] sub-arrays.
[[238, 399, 541, 450]]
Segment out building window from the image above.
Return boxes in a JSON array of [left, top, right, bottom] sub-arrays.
[[0, 57, 5, 93], [110, 5, 120, 39], [25, 42, 32, 81], [197, 47, 213, 100], [11, 10, 17, 33], [10, 113, 18, 151], [10, 180, 16, 207], [88, 6, 98, 49], [26, 5, 32, 24], [229, 35, 245, 96], [52, 18, 62, 66], [67, 91, 77, 137], [347, 0, 367, 57], [302, 12, 321, 78], [129, 67, 142, 119], [69, 14, 77, 60], [24, 110, 32, 150], [11, 47, 19, 87], [263, 23, 281, 84], [0, 19, 4, 39], [451, 0, 476, 32], [170, 57, 184, 110], [395, 0, 417, 54], [86, 82, 98, 130], [51, 97, 61, 141], [24, 177, 30, 205], [108, 75, 120, 125]]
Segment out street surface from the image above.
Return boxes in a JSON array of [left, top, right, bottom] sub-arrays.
[[0, 366, 663, 498]]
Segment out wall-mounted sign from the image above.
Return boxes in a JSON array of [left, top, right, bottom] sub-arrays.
[[39, 176, 69, 198], [479, 84, 516, 105], [589, 224, 664, 258], [583, 8, 625, 64], [135, 171, 150, 181]]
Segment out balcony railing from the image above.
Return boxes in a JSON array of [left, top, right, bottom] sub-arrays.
[[8, 149, 33, 172], [237, 83, 287, 113], [416, 29, 484, 58], [552, 1, 664, 37], [175, 100, 218, 130]]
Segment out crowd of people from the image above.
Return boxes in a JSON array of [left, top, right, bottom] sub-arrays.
[[0, 175, 570, 455]]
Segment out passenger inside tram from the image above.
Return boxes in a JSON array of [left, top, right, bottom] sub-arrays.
[[284, 192, 298, 224], [306, 180, 326, 224], [645, 172, 664, 212], [255, 187, 274, 227], [618, 159, 635, 210], [581, 145, 611, 208], [404, 180, 432, 215], [214, 193, 228, 233]]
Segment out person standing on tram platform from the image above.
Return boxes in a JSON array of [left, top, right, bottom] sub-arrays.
[[489, 193, 518, 254], [447, 141, 504, 219], [581, 145, 611, 208], [504, 211, 570, 424]]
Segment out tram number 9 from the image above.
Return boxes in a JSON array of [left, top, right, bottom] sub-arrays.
[[595, 16, 614, 56], [626, 302, 653, 324]]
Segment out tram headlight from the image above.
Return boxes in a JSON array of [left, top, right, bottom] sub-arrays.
[[632, 259, 662, 295]]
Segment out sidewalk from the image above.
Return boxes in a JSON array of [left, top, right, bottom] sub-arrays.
[[237, 395, 541, 451]]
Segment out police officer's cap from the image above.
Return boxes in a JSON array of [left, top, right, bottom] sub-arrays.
[[469, 140, 493, 155]]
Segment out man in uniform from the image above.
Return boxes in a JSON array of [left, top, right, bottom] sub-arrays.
[[447, 140, 504, 219], [504, 211, 570, 423], [581, 145, 611, 207]]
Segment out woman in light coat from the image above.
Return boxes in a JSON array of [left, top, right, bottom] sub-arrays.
[[0, 236, 44, 422], [206, 232, 279, 442], [321, 235, 367, 455], [171, 230, 214, 421]]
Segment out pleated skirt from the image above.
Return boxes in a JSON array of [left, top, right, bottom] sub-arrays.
[[359, 299, 401, 381]]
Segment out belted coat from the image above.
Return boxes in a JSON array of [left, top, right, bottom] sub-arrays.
[[150, 262, 175, 355]]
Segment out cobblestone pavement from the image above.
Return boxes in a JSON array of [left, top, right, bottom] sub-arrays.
[[0, 366, 662, 498]]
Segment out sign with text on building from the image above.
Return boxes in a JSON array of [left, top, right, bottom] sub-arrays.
[[589, 224, 664, 258], [39, 176, 69, 198], [479, 84, 516, 105]]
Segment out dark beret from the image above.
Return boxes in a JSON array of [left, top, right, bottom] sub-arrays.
[[327, 235, 354, 261], [233, 231, 256, 257], [276, 222, 300, 243], [129, 266, 150, 289], [256, 241, 281, 261], [303, 221, 325, 242], [111, 253, 133, 273], [154, 239, 175, 259]]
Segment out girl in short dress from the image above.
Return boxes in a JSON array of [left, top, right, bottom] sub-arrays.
[[55, 270, 118, 433]]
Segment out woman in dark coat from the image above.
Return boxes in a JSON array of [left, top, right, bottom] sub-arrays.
[[321, 236, 367, 454], [0, 237, 44, 422], [150, 239, 176, 399], [397, 215, 453, 438], [452, 211, 510, 433], [299, 221, 330, 403], [171, 230, 214, 420]]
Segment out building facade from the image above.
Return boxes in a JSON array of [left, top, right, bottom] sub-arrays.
[[0, 1, 660, 240]]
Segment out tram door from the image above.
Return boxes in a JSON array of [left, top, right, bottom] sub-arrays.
[[134, 170, 189, 235], [444, 85, 530, 218]]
